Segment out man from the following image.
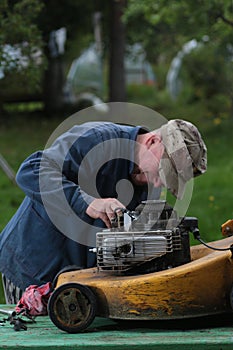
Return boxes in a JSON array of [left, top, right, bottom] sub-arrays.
[[0, 119, 207, 303]]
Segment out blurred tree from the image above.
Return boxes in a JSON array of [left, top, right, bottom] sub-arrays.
[[39, 0, 127, 105], [0, 0, 45, 105], [1, 0, 232, 112], [37, 0, 96, 112], [108, 0, 126, 102], [124, 0, 233, 117], [0, 0, 128, 110], [124, 0, 233, 59], [182, 42, 233, 119]]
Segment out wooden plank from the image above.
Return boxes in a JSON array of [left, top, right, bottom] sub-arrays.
[[0, 306, 233, 349]]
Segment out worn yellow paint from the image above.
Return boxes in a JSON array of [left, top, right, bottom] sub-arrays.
[[221, 219, 233, 236], [56, 236, 233, 320]]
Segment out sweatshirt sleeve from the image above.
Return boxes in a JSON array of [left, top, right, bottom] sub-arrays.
[[16, 139, 95, 222]]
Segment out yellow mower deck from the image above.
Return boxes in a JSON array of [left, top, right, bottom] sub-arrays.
[[53, 236, 233, 322]]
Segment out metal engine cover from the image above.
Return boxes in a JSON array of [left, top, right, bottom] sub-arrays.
[[96, 200, 192, 274], [97, 231, 172, 270]]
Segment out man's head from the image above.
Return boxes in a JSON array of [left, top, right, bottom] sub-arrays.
[[132, 119, 207, 198], [158, 119, 207, 199]]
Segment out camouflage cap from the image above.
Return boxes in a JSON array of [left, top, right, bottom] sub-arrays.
[[158, 119, 207, 199]]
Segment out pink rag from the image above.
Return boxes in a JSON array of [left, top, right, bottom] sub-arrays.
[[15, 282, 53, 316]]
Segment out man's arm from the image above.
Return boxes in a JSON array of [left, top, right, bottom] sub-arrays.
[[16, 150, 125, 228]]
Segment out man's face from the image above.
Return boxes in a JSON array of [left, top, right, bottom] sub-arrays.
[[131, 134, 164, 187]]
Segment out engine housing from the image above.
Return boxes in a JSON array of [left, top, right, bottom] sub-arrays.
[[96, 200, 197, 274]]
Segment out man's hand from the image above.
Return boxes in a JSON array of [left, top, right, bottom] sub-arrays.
[[86, 198, 125, 228]]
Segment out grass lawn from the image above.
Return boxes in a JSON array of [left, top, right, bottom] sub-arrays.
[[0, 113, 62, 229], [0, 105, 232, 303], [191, 119, 233, 239]]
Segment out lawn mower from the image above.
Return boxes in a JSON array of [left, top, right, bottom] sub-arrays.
[[47, 200, 233, 333]]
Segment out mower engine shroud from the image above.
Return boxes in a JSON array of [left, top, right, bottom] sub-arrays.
[[97, 200, 195, 274]]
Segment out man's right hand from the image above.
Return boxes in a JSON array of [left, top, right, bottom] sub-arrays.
[[86, 198, 125, 228]]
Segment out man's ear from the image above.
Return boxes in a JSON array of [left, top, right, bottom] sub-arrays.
[[145, 132, 161, 148]]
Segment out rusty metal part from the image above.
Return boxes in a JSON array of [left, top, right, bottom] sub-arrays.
[[48, 283, 96, 333], [0, 308, 29, 331], [0, 308, 17, 317], [110, 208, 125, 228]]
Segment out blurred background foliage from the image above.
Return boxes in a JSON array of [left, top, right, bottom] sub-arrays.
[[0, 0, 232, 116]]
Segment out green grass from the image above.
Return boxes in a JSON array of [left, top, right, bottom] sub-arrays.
[[0, 101, 232, 303], [188, 120, 233, 241], [0, 114, 63, 229]]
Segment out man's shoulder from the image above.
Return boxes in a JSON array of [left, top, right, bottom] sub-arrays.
[[69, 122, 137, 139]]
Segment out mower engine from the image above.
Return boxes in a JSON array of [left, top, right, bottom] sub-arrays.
[[96, 200, 198, 274]]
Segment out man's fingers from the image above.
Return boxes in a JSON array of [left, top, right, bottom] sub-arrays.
[[99, 213, 112, 228], [86, 198, 126, 227]]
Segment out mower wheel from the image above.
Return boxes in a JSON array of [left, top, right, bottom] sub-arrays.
[[52, 265, 82, 289], [48, 282, 96, 333]]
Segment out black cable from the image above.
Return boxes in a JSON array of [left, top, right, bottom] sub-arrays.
[[190, 227, 233, 252], [196, 237, 233, 252]]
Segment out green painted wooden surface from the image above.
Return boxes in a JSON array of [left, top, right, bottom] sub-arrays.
[[0, 306, 233, 349]]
